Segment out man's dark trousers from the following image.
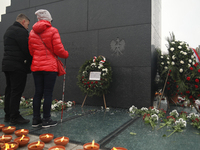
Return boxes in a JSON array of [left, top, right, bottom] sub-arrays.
[[4, 71, 27, 119]]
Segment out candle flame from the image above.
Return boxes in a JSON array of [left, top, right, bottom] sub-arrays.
[[5, 143, 10, 149], [20, 135, 25, 141], [112, 147, 118, 150], [61, 136, 64, 142], [36, 141, 40, 146], [91, 140, 95, 148], [11, 144, 15, 148], [21, 129, 24, 132], [2, 135, 4, 139], [7, 126, 11, 129], [46, 134, 49, 138]]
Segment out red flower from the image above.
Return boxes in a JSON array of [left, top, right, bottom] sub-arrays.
[[87, 82, 90, 84], [198, 94, 200, 97], [186, 91, 190, 94], [186, 77, 190, 81], [167, 87, 170, 90], [88, 85, 91, 88], [168, 73, 170, 76], [195, 79, 199, 83], [91, 81, 94, 84], [95, 81, 98, 84], [84, 83, 86, 85], [198, 69, 200, 73], [149, 106, 154, 109], [190, 67, 193, 70], [176, 85, 179, 88], [167, 82, 170, 84], [195, 118, 199, 122], [189, 95, 193, 99], [82, 76, 84, 78], [169, 70, 172, 72], [195, 85, 199, 88]]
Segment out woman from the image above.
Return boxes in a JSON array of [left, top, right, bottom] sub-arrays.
[[29, 9, 69, 128]]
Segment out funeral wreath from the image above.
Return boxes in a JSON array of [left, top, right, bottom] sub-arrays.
[[77, 56, 112, 97]]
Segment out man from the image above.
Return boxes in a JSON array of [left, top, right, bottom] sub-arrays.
[[2, 14, 32, 125]]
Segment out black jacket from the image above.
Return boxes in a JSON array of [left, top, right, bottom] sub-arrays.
[[2, 21, 32, 73]]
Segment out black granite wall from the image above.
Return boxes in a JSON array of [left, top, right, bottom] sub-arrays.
[[0, 0, 161, 109]]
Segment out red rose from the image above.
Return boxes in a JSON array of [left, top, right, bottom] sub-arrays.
[[198, 69, 200, 73], [168, 73, 170, 76], [95, 81, 98, 84], [195, 85, 199, 88], [186, 91, 190, 94], [88, 85, 91, 88], [167, 82, 170, 84], [186, 77, 190, 81], [169, 70, 172, 72], [82, 76, 84, 78], [195, 79, 199, 83], [194, 64, 197, 67], [87, 82, 90, 84], [167, 87, 170, 90], [91, 81, 94, 84], [198, 94, 200, 97], [176, 85, 179, 88], [189, 95, 193, 99], [84, 83, 86, 85], [190, 67, 193, 70]]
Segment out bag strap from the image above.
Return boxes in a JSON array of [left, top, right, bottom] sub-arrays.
[[38, 34, 58, 60]]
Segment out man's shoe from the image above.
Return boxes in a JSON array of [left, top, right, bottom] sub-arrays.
[[9, 115, 30, 125], [32, 118, 42, 127], [42, 118, 57, 128], [4, 116, 10, 122]]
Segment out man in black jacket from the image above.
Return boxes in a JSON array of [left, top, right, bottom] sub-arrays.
[[2, 14, 32, 125]]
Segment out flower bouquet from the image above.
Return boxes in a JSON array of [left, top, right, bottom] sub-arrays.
[[167, 118, 186, 137], [157, 116, 176, 130], [143, 113, 159, 130]]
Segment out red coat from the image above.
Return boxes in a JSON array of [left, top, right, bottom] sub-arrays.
[[29, 20, 68, 72]]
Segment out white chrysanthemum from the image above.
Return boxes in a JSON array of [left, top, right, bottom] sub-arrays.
[[167, 57, 169, 60], [129, 105, 138, 113], [164, 66, 168, 69], [172, 55, 176, 60], [180, 51, 183, 54], [161, 56, 163, 58], [21, 97, 25, 101], [187, 47, 190, 50], [161, 62, 164, 65], [180, 60, 184, 64], [183, 52, 187, 55], [171, 41, 175, 44], [141, 107, 148, 111], [180, 42, 184, 45], [178, 46, 182, 49], [179, 68, 183, 73], [167, 61, 170, 64], [171, 61, 175, 65], [192, 62, 195, 65], [191, 55, 194, 58], [151, 114, 159, 121], [170, 47, 174, 51], [188, 64, 191, 67], [170, 109, 179, 118], [102, 68, 108, 73], [189, 59, 192, 63], [91, 63, 96, 66], [98, 64, 103, 69]]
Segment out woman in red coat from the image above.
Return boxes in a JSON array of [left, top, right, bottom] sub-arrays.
[[29, 9, 69, 128]]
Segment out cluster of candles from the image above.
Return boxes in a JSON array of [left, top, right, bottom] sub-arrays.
[[0, 124, 127, 150]]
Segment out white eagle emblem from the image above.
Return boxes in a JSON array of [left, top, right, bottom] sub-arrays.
[[110, 37, 125, 56]]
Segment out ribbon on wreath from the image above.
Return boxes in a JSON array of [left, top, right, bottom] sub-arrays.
[[191, 48, 200, 62]]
